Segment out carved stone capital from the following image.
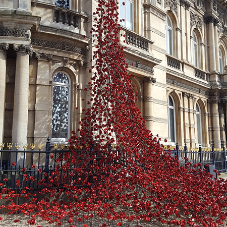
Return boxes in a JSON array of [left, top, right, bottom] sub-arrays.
[[63, 57, 69, 66], [0, 43, 9, 51], [13, 44, 33, 56], [144, 76, 156, 83], [34, 52, 41, 60], [26, 46, 33, 57], [180, 0, 190, 10], [204, 15, 218, 25]]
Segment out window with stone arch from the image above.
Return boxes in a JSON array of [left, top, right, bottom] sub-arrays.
[[120, 0, 134, 31], [52, 72, 71, 142], [55, 0, 71, 9], [196, 103, 202, 145], [192, 31, 199, 67], [165, 15, 173, 56], [219, 48, 224, 74], [168, 95, 176, 144]]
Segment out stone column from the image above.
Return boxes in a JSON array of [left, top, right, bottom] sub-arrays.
[[185, 8, 191, 62], [212, 100, 221, 148], [12, 45, 32, 163], [204, 111, 210, 147], [208, 20, 216, 72], [183, 92, 190, 146], [214, 22, 219, 72], [219, 103, 226, 147], [0, 44, 9, 144], [17, 0, 31, 14], [176, 28, 182, 60], [189, 94, 195, 148], [201, 43, 206, 71], [180, 2, 186, 61], [143, 77, 155, 132]]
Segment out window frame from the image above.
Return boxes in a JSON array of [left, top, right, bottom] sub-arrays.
[[219, 49, 224, 74], [120, 0, 134, 31], [51, 71, 71, 143], [196, 103, 202, 146], [165, 15, 173, 56], [192, 31, 199, 68], [168, 95, 176, 145]]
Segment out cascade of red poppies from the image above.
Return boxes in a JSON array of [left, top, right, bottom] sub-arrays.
[[1, 0, 227, 226]]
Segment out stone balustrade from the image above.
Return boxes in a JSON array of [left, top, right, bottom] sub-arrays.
[[167, 56, 181, 70], [53, 8, 81, 28], [195, 68, 206, 80], [121, 27, 152, 52]]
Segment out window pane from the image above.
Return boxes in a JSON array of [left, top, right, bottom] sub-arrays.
[[126, 1, 133, 30], [52, 73, 70, 139], [169, 96, 173, 106], [55, 0, 70, 9], [219, 50, 223, 73], [196, 113, 202, 144], [169, 109, 175, 142], [120, 0, 125, 26], [169, 29, 173, 55], [53, 72, 69, 84]]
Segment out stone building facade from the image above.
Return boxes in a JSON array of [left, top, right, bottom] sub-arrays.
[[0, 0, 227, 152]]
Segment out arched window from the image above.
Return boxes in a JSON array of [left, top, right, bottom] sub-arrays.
[[120, 0, 134, 31], [165, 15, 173, 56], [52, 72, 71, 141], [192, 32, 199, 67], [55, 0, 71, 9], [168, 96, 176, 143], [219, 49, 223, 74], [196, 103, 202, 145]]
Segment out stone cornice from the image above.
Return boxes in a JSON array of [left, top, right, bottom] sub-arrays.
[[39, 25, 89, 44]]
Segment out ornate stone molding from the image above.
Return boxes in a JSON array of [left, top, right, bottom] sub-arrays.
[[157, 0, 162, 4], [164, 0, 178, 16], [33, 52, 53, 61], [31, 38, 86, 56], [0, 43, 9, 51], [144, 116, 168, 123], [190, 12, 203, 31], [144, 96, 153, 102], [167, 78, 206, 95], [0, 27, 31, 39], [125, 58, 154, 74], [146, 26, 165, 38]]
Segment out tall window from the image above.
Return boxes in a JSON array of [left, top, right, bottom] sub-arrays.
[[192, 32, 199, 67], [52, 72, 71, 141], [55, 0, 71, 9], [165, 15, 173, 55], [168, 96, 176, 143], [219, 49, 223, 74], [120, 0, 134, 31], [196, 103, 202, 145]]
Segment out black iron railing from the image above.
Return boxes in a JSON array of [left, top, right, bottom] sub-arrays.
[[162, 143, 227, 174]]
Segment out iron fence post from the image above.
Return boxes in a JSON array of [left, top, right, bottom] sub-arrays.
[[184, 143, 187, 165], [223, 146, 226, 172], [176, 143, 179, 160], [45, 137, 50, 180], [199, 145, 202, 164], [212, 145, 215, 165]]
